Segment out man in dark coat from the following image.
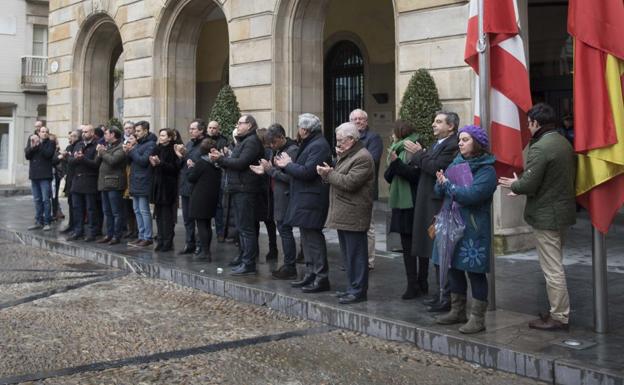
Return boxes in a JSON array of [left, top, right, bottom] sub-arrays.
[[210, 114, 264, 276], [24, 125, 56, 230], [59, 128, 82, 233], [275, 113, 332, 293], [350, 108, 383, 270], [66, 124, 100, 241], [207, 120, 229, 242], [176, 118, 207, 255], [405, 111, 459, 312], [251, 123, 300, 279], [95, 126, 127, 244]]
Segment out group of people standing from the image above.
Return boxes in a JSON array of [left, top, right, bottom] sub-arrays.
[[26, 101, 576, 332], [386, 102, 576, 333]]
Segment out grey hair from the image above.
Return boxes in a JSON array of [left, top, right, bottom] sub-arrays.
[[298, 113, 322, 133], [335, 122, 360, 141], [123, 120, 135, 127], [349, 108, 368, 120], [435, 110, 460, 131]]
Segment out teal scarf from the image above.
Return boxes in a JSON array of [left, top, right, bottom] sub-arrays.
[[387, 133, 419, 209]]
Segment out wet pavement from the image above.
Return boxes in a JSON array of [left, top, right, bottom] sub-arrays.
[[1, 195, 623, 384], [0, 241, 540, 385]]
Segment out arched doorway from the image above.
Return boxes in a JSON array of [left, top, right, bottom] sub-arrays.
[[72, 14, 123, 127], [153, 0, 229, 136], [324, 40, 364, 147], [274, 0, 395, 145]]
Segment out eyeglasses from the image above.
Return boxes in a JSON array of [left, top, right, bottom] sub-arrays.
[[236, 121, 249, 125], [335, 136, 353, 144]]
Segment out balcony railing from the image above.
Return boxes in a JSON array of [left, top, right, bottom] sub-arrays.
[[21, 56, 47, 91]]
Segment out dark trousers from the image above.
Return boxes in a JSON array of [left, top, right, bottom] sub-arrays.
[[232, 192, 259, 269], [94, 194, 103, 235], [300, 227, 329, 281], [101, 190, 124, 239], [181, 195, 197, 248], [67, 193, 74, 229], [337, 230, 368, 298], [52, 176, 62, 217], [256, 220, 278, 253], [155, 203, 175, 248], [196, 218, 213, 253], [214, 187, 224, 237], [448, 268, 488, 301], [277, 220, 296, 268], [400, 233, 429, 291], [71, 192, 96, 237]]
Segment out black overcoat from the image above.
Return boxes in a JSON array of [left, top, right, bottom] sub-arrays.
[[150, 142, 179, 206], [187, 156, 221, 220], [282, 132, 331, 230], [408, 134, 458, 258]]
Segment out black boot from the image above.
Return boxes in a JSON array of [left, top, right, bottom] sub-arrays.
[[427, 296, 451, 313]]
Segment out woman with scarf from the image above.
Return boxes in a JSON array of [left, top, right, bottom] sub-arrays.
[[433, 125, 496, 334], [384, 120, 424, 300], [149, 128, 180, 252]]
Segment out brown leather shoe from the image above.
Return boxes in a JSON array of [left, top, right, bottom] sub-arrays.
[[96, 236, 112, 244], [528, 315, 569, 331], [139, 239, 153, 247], [108, 238, 120, 245]]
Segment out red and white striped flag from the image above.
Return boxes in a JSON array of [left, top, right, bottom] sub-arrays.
[[464, 0, 532, 174]]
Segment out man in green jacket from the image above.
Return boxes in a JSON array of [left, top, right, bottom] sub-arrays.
[[499, 103, 576, 331]]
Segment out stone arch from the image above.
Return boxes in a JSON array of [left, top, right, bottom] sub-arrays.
[[153, 0, 229, 132], [71, 13, 123, 127], [273, 0, 397, 133]]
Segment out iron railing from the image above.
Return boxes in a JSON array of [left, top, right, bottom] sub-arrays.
[[21, 56, 47, 91]]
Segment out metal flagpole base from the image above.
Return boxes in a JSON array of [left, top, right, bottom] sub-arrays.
[[592, 226, 608, 333]]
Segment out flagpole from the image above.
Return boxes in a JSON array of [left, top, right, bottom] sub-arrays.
[[477, 0, 495, 311], [592, 226, 608, 333]]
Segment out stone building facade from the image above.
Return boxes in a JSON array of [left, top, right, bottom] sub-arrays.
[[46, 0, 572, 251], [0, 0, 49, 187]]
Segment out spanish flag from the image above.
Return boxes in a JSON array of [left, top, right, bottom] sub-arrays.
[[569, 0, 624, 234]]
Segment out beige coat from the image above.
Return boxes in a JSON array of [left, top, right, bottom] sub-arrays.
[[325, 142, 374, 232]]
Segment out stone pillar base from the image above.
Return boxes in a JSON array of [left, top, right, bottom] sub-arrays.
[[493, 226, 535, 255]]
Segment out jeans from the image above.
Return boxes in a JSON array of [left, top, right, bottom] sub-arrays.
[[277, 220, 296, 268], [132, 195, 153, 241], [337, 230, 368, 298], [71, 192, 97, 237], [31, 179, 52, 225], [231, 192, 259, 269], [101, 190, 124, 239]]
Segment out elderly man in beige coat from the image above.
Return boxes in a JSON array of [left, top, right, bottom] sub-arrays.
[[317, 122, 375, 304]]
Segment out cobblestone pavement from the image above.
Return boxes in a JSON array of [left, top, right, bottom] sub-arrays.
[[0, 240, 541, 385]]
